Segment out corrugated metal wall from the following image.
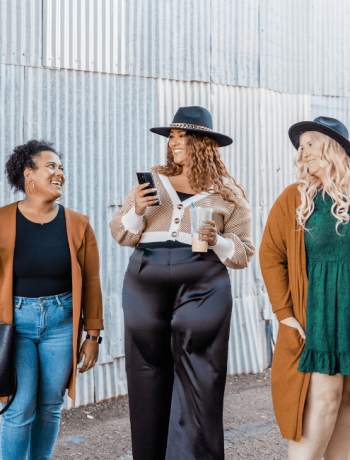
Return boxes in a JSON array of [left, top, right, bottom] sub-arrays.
[[0, 0, 347, 408]]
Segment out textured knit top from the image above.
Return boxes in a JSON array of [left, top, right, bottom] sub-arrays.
[[298, 190, 350, 375], [13, 205, 72, 297], [109, 170, 255, 269]]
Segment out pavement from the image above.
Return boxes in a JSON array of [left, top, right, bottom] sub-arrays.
[[52, 370, 289, 459]]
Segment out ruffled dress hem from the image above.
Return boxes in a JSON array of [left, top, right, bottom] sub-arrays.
[[298, 349, 350, 375]]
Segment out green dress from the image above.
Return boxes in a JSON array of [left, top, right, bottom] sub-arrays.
[[298, 190, 350, 375]]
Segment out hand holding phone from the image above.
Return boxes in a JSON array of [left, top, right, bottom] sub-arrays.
[[135, 172, 161, 216]]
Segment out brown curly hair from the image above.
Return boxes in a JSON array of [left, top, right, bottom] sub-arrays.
[[154, 133, 249, 207]]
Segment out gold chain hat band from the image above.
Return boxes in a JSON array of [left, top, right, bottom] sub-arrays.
[[169, 123, 214, 132]]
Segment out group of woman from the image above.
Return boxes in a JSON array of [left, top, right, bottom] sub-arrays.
[[1, 105, 350, 460]]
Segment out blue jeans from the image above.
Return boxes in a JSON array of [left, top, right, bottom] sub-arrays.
[[0, 292, 73, 460]]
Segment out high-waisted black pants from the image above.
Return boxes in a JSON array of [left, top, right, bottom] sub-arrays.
[[122, 247, 233, 460]]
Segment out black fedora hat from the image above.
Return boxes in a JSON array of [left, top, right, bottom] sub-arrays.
[[289, 116, 350, 156], [150, 106, 233, 147]]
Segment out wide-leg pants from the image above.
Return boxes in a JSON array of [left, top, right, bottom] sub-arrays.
[[122, 247, 233, 460]]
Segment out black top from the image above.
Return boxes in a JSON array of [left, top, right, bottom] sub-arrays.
[[138, 191, 195, 249], [13, 206, 72, 298]]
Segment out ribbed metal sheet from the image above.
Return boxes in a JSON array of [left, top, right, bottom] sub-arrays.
[[260, 0, 311, 95], [258, 88, 310, 320], [0, 0, 42, 67], [0, 63, 24, 205], [311, 0, 350, 97], [311, 95, 350, 128], [63, 358, 127, 410], [211, 0, 260, 87], [212, 84, 310, 372], [43, 0, 211, 82]]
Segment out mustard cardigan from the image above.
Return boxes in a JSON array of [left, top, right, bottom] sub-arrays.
[[0, 203, 104, 406], [259, 183, 310, 441]]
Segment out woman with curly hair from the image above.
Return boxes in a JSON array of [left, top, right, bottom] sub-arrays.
[[260, 116, 350, 459], [0, 140, 104, 460], [110, 106, 255, 460]]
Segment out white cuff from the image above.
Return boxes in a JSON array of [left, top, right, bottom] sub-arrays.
[[121, 206, 144, 234], [210, 235, 235, 263]]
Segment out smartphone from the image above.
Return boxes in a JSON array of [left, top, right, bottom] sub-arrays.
[[136, 171, 161, 206]]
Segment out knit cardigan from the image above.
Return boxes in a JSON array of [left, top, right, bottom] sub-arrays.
[[259, 182, 311, 442], [110, 170, 255, 269]]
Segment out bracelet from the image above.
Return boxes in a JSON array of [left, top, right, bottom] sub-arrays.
[[86, 333, 102, 344]]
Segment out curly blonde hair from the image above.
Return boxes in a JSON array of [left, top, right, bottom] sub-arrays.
[[153, 133, 249, 207], [295, 131, 350, 234]]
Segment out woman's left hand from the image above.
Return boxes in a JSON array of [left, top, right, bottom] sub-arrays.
[[78, 338, 99, 373], [198, 220, 218, 246]]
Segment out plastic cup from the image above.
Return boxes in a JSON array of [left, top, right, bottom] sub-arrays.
[[190, 207, 213, 253]]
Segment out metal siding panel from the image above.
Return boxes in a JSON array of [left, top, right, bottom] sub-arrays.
[[260, 0, 311, 95], [93, 357, 128, 405], [211, 0, 260, 87], [259, 88, 310, 315], [311, 95, 350, 125], [212, 84, 310, 372], [0, 63, 24, 205], [0, 0, 42, 67], [311, 0, 350, 97], [212, 84, 265, 372], [43, 0, 211, 82]]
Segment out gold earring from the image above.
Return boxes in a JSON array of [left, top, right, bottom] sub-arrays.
[[28, 180, 35, 194]]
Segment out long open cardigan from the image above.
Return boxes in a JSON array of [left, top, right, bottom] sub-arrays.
[[259, 183, 311, 442], [0, 202, 104, 406]]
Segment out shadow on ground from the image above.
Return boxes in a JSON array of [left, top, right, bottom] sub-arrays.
[[53, 370, 288, 459]]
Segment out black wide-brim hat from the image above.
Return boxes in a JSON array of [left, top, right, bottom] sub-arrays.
[[289, 116, 350, 156], [150, 106, 233, 147]]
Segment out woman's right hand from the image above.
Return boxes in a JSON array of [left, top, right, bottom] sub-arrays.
[[280, 317, 306, 339], [135, 183, 159, 216]]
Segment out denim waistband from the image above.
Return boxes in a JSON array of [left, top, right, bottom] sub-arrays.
[[14, 291, 72, 302]]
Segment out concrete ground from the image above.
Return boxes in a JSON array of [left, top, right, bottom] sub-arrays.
[[52, 369, 289, 459]]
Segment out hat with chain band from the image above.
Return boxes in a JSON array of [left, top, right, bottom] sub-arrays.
[[150, 106, 233, 148]]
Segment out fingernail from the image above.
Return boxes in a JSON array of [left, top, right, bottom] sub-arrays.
[[152, 188, 157, 191]]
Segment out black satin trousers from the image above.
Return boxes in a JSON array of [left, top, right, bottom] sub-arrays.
[[122, 247, 233, 460]]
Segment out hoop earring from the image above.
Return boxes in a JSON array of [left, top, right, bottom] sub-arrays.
[[28, 180, 35, 194], [56, 191, 65, 202]]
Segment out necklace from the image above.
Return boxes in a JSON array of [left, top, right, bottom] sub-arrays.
[[22, 201, 57, 225]]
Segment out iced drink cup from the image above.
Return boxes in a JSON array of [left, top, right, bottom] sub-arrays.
[[190, 207, 213, 253]]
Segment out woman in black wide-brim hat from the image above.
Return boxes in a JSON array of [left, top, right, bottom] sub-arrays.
[[260, 116, 350, 459], [110, 106, 255, 460]]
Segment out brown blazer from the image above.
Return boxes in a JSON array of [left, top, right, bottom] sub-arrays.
[[259, 183, 310, 442], [0, 202, 104, 406]]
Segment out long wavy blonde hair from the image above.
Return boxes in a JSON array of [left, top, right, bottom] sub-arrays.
[[154, 132, 249, 208], [295, 131, 350, 234]]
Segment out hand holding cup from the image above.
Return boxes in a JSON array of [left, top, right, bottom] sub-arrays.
[[135, 183, 159, 216], [198, 220, 218, 246]]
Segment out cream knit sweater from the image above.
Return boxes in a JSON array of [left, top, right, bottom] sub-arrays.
[[109, 170, 255, 269]]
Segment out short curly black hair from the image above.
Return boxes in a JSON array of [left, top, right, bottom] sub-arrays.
[[5, 139, 58, 193]]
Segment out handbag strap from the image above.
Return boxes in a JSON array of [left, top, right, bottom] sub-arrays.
[[0, 372, 17, 416]]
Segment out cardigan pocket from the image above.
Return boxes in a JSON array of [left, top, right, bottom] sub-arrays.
[[279, 322, 303, 354]]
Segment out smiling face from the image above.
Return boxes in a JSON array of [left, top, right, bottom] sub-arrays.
[[24, 150, 65, 201], [168, 129, 188, 165], [299, 132, 327, 184]]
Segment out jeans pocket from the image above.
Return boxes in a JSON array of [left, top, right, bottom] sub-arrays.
[[13, 297, 22, 310], [58, 295, 73, 313]]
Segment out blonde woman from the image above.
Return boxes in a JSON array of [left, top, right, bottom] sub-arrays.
[[260, 116, 350, 460], [110, 106, 255, 460]]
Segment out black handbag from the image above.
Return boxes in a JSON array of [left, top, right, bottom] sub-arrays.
[[0, 324, 17, 415]]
